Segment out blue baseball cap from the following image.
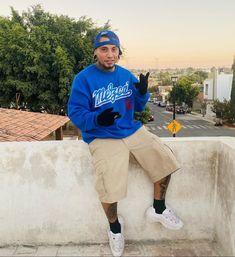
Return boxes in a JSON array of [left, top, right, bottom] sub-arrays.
[[93, 30, 122, 55]]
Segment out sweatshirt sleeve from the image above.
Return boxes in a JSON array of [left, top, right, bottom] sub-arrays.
[[68, 75, 98, 132], [131, 74, 150, 112], [134, 91, 150, 112]]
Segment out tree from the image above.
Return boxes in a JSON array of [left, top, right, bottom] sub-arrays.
[[0, 5, 109, 114], [158, 71, 171, 86], [168, 75, 200, 107], [148, 85, 158, 93], [211, 99, 224, 119], [134, 105, 152, 124], [211, 99, 235, 124], [231, 57, 235, 107], [193, 70, 208, 83]]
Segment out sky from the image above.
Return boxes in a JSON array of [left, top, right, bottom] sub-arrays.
[[1, 0, 235, 69]]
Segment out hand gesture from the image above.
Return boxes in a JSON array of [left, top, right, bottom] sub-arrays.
[[134, 72, 150, 95], [97, 108, 121, 126]]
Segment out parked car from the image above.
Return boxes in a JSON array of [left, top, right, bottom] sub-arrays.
[[166, 105, 174, 112], [158, 101, 166, 107], [148, 114, 154, 122], [176, 106, 186, 114], [153, 99, 160, 105]]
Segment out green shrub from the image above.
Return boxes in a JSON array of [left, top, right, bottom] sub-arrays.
[[211, 99, 235, 124], [134, 105, 152, 124]]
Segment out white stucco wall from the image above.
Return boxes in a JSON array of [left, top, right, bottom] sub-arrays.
[[0, 137, 234, 255], [204, 79, 213, 100], [217, 73, 233, 101], [203, 73, 233, 101]]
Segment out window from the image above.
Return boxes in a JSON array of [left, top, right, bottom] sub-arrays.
[[205, 84, 208, 95]]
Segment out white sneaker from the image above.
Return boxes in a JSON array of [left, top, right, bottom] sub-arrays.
[[145, 206, 183, 230], [107, 216, 125, 257]]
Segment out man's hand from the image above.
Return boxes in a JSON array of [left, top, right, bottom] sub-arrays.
[[134, 72, 150, 95], [97, 107, 121, 126]]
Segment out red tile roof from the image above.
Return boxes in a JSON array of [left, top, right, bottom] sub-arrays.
[[0, 108, 69, 142]]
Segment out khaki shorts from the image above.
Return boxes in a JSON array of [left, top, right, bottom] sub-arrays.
[[88, 126, 180, 203]]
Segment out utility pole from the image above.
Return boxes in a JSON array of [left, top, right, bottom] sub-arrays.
[[171, 76, 178, 137], [231, 55, 235, 106]]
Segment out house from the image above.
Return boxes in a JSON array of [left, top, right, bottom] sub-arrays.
[[0, 108, 69, 142], [203, 67, 233, 102], [157, 85, 173, 102], [202, 67, 233, 120]]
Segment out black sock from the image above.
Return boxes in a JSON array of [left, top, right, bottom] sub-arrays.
[[109, 218, 121, 234], [153, 199, 166, 214]]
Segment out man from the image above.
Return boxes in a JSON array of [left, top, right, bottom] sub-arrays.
[[68, 30, 183, 257]]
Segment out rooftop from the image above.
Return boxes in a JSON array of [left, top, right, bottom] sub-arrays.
[[0, 108, 69, 142]]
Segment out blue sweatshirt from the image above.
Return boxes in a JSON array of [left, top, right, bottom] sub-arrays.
[[68, 64, 149, 144]]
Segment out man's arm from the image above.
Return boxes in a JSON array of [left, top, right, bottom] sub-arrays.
[[68, 75, 121, 131], [134, 72, 150, 112], [68, 75, 99, 132]]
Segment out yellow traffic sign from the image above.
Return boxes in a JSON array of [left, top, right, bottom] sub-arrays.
[[167, 120, 182, 134]]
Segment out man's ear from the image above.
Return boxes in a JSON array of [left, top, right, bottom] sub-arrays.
[[93, 55, 97, 62]]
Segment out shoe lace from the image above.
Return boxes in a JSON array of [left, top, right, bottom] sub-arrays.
[[163, 209, 180, 224]]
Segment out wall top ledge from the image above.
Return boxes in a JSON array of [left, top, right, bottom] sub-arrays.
[[0, 136, 234, 149]]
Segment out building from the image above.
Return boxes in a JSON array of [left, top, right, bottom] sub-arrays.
[[157, 85, 173, 102], [203, 67, 233, 102], [0, 108, 69, 142]]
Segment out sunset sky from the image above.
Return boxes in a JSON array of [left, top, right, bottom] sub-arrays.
[[1, 0, 235, 69]]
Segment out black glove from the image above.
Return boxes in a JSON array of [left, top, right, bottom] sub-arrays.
[[97, 107, 121, 126], [134, 72, 150, 95]]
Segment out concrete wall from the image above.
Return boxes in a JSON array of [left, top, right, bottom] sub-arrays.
[[215, 138, 235, 255], [0, 137, 234, 255]]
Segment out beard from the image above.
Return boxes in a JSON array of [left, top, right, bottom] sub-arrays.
[[96, 61, 116, 72]]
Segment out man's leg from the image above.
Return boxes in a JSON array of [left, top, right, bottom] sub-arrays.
[[145, 174, 183, 230], [102, 202, 124, 257], [153, 175, 171, 214], [102, 202, 123, 233], [126, 127, 183, 229], [154, 175, 171, 200], [102, 202, 118, 223], [88, 139, 127, 257]]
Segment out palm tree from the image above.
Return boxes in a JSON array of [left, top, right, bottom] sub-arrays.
[[231, 55, 235, 107]]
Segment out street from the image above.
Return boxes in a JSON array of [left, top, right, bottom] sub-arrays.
[[145, 103, 235, 137]]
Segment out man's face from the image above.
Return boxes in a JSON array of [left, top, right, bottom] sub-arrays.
[[95, 37, 119, 70]]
